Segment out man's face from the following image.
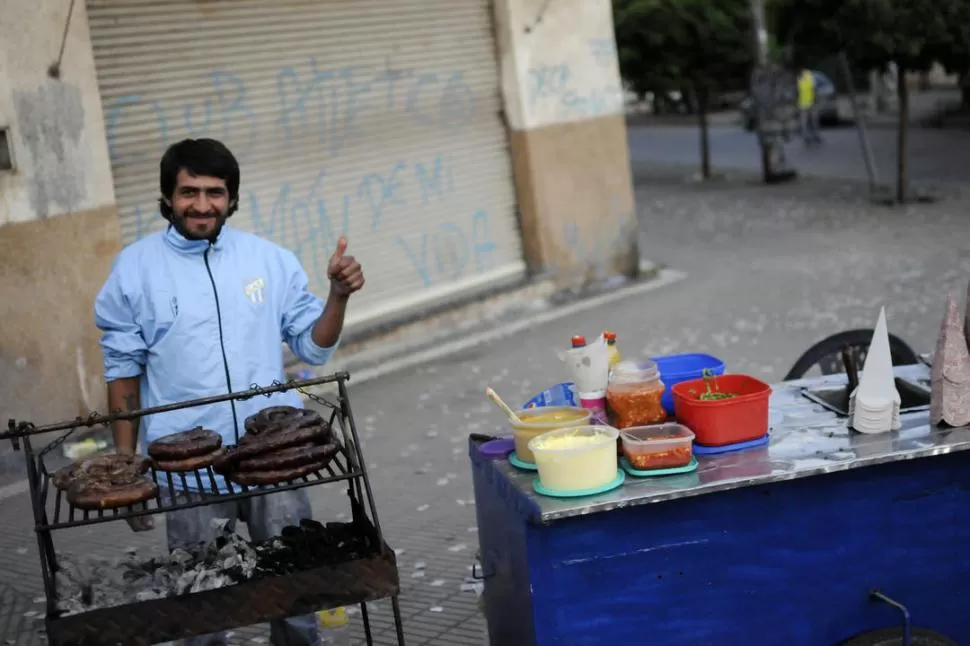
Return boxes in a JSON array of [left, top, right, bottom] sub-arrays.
[[165, 169, 232, 241]]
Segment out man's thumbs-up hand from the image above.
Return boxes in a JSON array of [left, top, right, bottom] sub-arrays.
[[327, 236, 364, 299]]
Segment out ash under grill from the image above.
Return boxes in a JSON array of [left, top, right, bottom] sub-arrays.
[[56, 517, 379, 617]]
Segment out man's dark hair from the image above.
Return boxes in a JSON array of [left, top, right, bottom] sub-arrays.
[[158, 138, 240, 220]]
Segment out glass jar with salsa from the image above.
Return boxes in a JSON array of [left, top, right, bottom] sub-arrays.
[[606, 360, 666, 429]]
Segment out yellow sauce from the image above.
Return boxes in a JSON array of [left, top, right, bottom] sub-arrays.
[[520, 409, 588, 425], [533, 433, 605, 451]]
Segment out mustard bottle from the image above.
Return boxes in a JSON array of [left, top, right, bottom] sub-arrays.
[[604, 331, 622, 370]]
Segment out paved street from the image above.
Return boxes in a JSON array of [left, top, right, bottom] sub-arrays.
[[628, 123, 970, 184], [4, 169, 970, 645]]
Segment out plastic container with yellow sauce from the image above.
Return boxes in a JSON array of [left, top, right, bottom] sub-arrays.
[[511, 406, 592, 463], [529, 425, 619, 492]]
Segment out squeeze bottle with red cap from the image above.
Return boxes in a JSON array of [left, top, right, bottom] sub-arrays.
[[569, 334, 608, 424], [603, 331, 622, 370]]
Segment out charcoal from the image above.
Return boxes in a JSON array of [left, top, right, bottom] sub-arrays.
[[51, 519, 373, 617]]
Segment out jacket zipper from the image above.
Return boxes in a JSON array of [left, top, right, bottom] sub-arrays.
[[204, 244, 240, 443]]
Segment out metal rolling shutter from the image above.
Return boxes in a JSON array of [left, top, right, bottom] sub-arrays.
[[86, 0, 524, 331]]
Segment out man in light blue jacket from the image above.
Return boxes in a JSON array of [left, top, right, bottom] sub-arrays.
[[95, 138, 363, 646]]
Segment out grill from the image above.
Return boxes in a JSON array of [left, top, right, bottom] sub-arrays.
[[1, 372, 406, 646]]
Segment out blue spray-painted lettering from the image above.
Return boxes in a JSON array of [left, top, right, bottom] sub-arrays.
[[212, 71, 258, 143], [395, 209, 495, 288], [415, 156, 455, 203], [249, 170, 351, 289], [104, 62, 475, 168], [434, 223, 469, 279], [587, 38, 617, 67], [527, 61, 623, 119], [358, 161, 407, 232], [275, 60, 371, 156], [561, 195, 636, 275], [471, 209, 497, 271], [529, 64, 571, 107], [439, 72, 476, 127]]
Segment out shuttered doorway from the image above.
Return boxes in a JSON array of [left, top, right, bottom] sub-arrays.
[[87, 0, 524, 331]]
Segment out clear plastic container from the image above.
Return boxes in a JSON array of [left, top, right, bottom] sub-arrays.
[[317, 607, 350, 645], [528, 425, 619, 491], [511, 406, 592, 463], [619, 423, 695, 470], [607, 360, 667, 429]]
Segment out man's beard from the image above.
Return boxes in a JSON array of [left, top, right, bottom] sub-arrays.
[[170, 209, 229, 242]]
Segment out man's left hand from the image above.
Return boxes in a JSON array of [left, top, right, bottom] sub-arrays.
[[327, 236, 364, 298]]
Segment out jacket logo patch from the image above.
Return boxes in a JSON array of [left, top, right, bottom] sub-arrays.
[[244, 277, 266, 305]]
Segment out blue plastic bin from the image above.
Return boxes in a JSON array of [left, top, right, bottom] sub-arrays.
[[651, 353, 726, 415]]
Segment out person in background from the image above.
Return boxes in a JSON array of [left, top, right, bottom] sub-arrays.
[[798, 68, 823, 145], [94, 138, 364, 646]]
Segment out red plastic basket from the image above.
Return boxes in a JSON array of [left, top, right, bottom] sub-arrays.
[[670, 374, 771, 446]]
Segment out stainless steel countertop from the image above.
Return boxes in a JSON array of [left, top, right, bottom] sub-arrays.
[[489, 364, 970, 523]]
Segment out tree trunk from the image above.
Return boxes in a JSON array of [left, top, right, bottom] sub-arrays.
[[697, 87, 711, 179], [896, 66, 909, 204]]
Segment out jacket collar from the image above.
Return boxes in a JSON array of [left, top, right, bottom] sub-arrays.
[[163, 223, 229, 255]]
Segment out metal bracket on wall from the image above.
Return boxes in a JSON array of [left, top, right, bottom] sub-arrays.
[[47, 0, 77, 79]]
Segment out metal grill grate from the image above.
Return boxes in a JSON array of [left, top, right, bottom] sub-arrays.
[[0, 372, 407, 646]]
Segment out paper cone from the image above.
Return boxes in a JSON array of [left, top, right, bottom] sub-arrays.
[[931, 292, 970, 426], [856, 307, 899, 401]]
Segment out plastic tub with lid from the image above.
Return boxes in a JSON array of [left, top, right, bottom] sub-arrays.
[[606, 360, 667, 429], [511, 406, 592, 463], [650, 353, 726, 416], [619, 423, 695, 470], [528, 425, 619, 492], [671, 374, 771, 446]]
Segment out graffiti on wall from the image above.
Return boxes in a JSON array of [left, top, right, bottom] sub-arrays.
[[103, 58, 502, 289], [560, 194, 637, 281], [103, 57, 478, 165], [520, 0, 624, 127], [527, 62, 624, 121]]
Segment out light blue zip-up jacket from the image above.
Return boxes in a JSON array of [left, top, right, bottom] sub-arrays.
[[95, 224, 337, 491]]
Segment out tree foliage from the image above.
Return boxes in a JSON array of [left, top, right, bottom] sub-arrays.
[[772, 0, 961, 73], [614, 0, 754, 100], [614, 0, 754, 177], [772, 0, 970, 201]]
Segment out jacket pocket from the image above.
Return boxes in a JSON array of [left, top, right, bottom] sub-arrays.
[[144, 289, 182, 351]]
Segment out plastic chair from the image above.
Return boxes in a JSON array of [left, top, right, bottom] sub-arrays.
[[784, 329, 920, 381]]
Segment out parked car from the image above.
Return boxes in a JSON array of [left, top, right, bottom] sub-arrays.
[[740, 71, 840, 131]]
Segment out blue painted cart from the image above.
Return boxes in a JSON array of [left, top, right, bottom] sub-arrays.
[[470, 364, 966, 645]]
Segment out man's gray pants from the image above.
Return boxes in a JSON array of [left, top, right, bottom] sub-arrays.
[[164, 488, 321, 646]]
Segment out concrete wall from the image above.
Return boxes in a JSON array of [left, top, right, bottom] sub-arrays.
[[0, 0, 120, 427], [494, 0, 639, 287]]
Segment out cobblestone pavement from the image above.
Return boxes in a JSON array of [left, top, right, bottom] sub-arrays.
[[3, 172, 970, 645]]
